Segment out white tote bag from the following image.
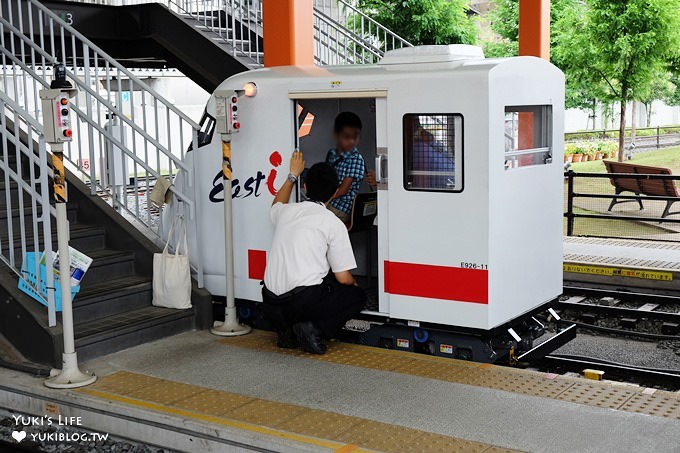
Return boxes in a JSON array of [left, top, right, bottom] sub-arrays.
[[152, 217, 192, 309]]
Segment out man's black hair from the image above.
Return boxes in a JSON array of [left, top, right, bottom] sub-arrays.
[[305, 162, 338, 203], [334, 112, 362, 133]]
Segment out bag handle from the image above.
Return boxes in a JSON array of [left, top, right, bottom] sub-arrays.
[[174, 218, 188, 257], [163, 215, 186, 255]]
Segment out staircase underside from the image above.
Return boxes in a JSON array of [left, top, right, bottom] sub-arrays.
[[11, 1, 256, 92]]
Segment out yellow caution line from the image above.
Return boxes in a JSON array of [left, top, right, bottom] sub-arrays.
[[563, 263, 673, 281], [78, 388, 369, 453]]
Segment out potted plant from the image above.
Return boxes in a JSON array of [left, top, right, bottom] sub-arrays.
[[564, 143, 578, 163], [582, 142, 594, 161], [594, 142, 603, 160], [571, 144, 584, 163]]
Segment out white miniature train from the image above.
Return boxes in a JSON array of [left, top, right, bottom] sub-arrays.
[[167, 45, 572, 362]]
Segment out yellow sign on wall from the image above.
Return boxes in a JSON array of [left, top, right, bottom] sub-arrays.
[[563, 264, 673, 281]]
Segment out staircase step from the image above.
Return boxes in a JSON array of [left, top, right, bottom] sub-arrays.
[[0, 203, 78, 231], [73, 275, 152, 323], [74, 306, 194, 362], [80, 248, 137, 283], [0, 223, 107, 260]]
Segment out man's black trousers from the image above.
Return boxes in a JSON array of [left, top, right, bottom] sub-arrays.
[[262, 278, 366, 339]]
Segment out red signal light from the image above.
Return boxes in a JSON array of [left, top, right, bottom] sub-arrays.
[[63, 129, 72, 138], [60, 98, 68, 106], [231, 97, 238, 103], [233, 122, 240, 130]]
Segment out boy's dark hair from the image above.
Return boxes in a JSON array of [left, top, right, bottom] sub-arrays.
[[305, 162, 338, 203], [334, 112, 362, 133]]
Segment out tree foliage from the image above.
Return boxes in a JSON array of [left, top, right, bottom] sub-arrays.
[[485, 0, 578, 58], [560, 0, 680, 157], [354, 0, 477, 47]]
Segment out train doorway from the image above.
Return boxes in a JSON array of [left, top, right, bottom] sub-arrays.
[[291, 94, 385, 315]]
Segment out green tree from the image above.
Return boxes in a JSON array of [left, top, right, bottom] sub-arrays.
[[665, 73, 680, 107], [638, 71, 675, 126], [485, 0, 578, 58], [354, 0, 477, 47], [569, 0, 680, 160]]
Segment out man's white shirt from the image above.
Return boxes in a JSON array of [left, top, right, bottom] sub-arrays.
[[264, 201, 357, 295]]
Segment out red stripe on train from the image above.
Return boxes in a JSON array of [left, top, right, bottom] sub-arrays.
[[384, 261, 488, 304], [248, 250, 267, 280]]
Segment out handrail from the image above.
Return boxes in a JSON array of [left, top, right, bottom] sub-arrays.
[[35, 2, 199, 129], [0, 0, 205, 287], [36, 0, 412, 66], [315, 0, 413, 50], [0, 92, 57, 325]]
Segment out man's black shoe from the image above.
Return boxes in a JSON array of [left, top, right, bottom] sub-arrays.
[[292, 322, 327, 354], [277, 329, 299, 349]]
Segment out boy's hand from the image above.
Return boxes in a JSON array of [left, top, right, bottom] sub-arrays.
[[366, 170, 377, 187], [290, 151, 305, 178]]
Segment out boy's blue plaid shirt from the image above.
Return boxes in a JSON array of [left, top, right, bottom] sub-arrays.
[[326, 148, 366, 215]]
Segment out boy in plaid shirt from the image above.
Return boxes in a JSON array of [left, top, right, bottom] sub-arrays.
[[325, 112, 366, 224]]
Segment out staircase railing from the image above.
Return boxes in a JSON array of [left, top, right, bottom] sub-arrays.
[[0, 0, 204, 286], [0, 90, 57, 325], [166, 0, 263, 66], [314, 0, 412, 65], [161, 0, 411, 65]]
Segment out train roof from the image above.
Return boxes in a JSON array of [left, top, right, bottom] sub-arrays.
[[214, 45, 563, 96]]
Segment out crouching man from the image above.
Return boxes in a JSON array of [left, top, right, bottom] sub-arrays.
[[262, 151, 366, 354]]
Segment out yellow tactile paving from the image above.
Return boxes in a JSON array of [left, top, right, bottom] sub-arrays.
[[277, 409, 363, 439], [77, 371, 520, 453], [333, 420, 424, 453], [555, 383, 637, 410], [227, 399, 309, 427], [401, 432, 496, 453], [619, 393, 680, 420], [173, 389, 254, 416], [220, 330, 680, 420]]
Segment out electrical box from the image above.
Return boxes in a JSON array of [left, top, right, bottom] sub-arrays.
[[39, 88, 77, 144], [215, 92, 241, 135]]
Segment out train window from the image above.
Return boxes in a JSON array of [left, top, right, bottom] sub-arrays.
[[403, 114, 463, 192], [188, 110, 215, 151], [504, 105, 552, 170]]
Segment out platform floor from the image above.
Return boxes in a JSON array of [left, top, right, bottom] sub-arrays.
[[564, 236, 680, 270], [2, 330, 680, 452]]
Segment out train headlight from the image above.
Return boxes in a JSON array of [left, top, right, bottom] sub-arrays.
[[243, 82, 257, 97]]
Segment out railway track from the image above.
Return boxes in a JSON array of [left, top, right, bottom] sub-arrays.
[[538, 354, 680, 389], [558, 293, 680, 340]]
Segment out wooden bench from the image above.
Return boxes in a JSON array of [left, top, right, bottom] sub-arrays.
[[604, 160, 680, 218]]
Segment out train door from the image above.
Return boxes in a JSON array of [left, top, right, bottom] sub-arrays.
[[291, 94, 383, 313], [379, 112, 466, 323]]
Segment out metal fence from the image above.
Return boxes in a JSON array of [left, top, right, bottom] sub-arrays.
[[564, 171, 680, 242], [565, 126, 680, 151]]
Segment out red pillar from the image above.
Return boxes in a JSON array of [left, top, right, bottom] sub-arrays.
[[518, 0, 550, 151], [262, 0, 314, 67]]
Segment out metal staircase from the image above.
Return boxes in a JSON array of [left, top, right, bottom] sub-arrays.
[[0, 0, 409, 367], [0, 0, 211, 367], [72, 0, 413, 67]]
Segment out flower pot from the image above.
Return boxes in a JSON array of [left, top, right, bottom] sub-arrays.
[[564, 155, 572, 163], [572, 154, 583, 163], [595, 152, 603, 160]]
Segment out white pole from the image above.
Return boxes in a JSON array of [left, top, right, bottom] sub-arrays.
[[211, 138, 251, 336], [45, 144, 96, 388]]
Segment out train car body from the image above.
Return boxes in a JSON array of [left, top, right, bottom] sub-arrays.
[[168, 45, 566, 359]]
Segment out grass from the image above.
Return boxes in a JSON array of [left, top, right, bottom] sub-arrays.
[[563, 207, 670, 237], [565, 145, 680, 239], [569, 145, 680, 174]]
